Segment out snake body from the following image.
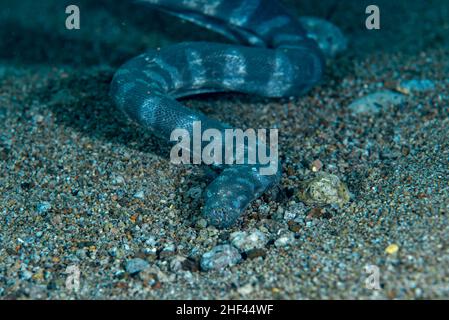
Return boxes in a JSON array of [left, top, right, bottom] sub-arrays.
[[110, 0, 325, 228]]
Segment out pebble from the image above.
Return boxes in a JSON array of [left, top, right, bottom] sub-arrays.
[[258, 204, 271, 215], [397, 79, 436, 94], [33, 114, 45, 124], [145, 236, 157, 247], [160, 243, 176, 258], [133, 190, 145, 199], [311, 159, 323, 172], [36, 202, 51, 214], [112, 175, 125, 185], [283, 210, 297, 221], [20, 270, 33, 281], [307, 207, 326, 219], [272, 207, 285, 221], [299, 16, 348, 58], [230, 229, 268, 252], [348, 90, 406, 114], [169, 255, 187, 272], [200, 245, 242, 271], [140, 265, 170, 285], [195, 218, 208, 229], [287, 221, 301, 233], [274, 233, 295, 248], [125, 258, 149, 275], [144, 247, 157, 257], [245, 248, 267, 259], [283, 202, 307, 221], [182, 257, 201, 272], [237, 283, 254, 295], [297, 173, 350, 207], [108, 247, 118, 257], [385, 244, 399, 255]]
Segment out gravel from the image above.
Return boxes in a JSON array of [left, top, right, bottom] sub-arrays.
[[36, 202, 52, 215], [200, 245, 242, 271], [348, 90, 406, 115], [397, 79, 437, 94], [297, 173, 350, 207], [230, 229, 268, 252], [125, 258, 150, 275], [274, 233, 295, 248]]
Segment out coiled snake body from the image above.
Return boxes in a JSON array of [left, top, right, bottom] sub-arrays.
[[110, 0, 325, 228]]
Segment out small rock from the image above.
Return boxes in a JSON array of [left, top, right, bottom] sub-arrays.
[[0, 147, 10, 160], [125, 258, 149, 275], [160, 243, 176, 258], [275, 233, 295, 248], [258, 204, 271, 215], [300, 16, 347, 58], [307, 207, 325, 219], [348, 90, 406, 114], [297, 172, 350, 207], [145, 236, 157, 247], [245, 248, 267, 259], [108, 247, 118, 257], [169, 255, 187, 272], [287, 221, 301, 233], [282, 202, 307, 222], [112, 175, 125, 185], [36, 202, 51, 214], [272, 207, 285, 221], [311, 159, 323, 172], [230, 229, 267, 252], [33, 114, 45, 124], [237, 283, 254, 295], [195, 218, 208, 229], [182, 257, 200, 272], [133, 190, 145, 199], [275, 232, 295, 246], [144, 247, 157, 258], [385, 244, 399, 255], [140, 265, 170, 284], [397, 79, 435, 94], [283, 209, 297, 221], [182, 257, 201, 272], [20, 270, 33, 281], [200, 245, 242, 271]]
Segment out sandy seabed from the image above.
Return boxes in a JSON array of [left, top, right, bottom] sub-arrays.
[[0, 0, 448, 299]]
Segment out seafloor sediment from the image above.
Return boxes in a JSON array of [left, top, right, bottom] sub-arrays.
[[0, 0, 448, 299]]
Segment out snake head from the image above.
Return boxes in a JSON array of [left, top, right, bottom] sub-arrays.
[[203, 201, 244, 229]]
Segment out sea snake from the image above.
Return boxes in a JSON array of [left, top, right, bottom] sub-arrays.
[[110, 0, 325, 228]]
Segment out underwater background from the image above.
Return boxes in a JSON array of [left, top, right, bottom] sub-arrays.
[[0, 0, 448, 299]]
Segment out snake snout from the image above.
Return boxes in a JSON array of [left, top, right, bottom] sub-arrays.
[[203, 202, 243, 229]]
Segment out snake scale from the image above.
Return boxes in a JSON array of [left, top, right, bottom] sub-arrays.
[[110, 0, 325, 228]]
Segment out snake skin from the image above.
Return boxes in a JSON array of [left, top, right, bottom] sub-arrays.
[[110, 0, 325, 228]]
